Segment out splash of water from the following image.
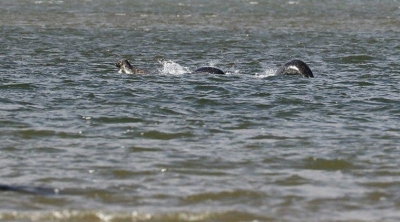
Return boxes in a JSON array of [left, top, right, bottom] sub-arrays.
[[254, 69, 276, 78], [207, 60, 220, 67], [158, 60, 190, 75]]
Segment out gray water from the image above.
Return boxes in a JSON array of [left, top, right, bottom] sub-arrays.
[[1, 0, 400, 221]]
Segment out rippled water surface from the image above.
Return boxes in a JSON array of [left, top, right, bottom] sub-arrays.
[[1, 0, 400, 221]]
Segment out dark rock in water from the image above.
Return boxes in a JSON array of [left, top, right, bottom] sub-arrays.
[[193, 67, 225, 74], [275, 60, 314, 78]]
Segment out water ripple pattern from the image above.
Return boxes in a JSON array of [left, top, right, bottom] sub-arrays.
[[1, 0, 400, 221]]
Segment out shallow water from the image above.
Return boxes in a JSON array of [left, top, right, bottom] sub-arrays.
[[1, 0, 400, 221]]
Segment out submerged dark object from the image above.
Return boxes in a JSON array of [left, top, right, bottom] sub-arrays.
[[115, 59, 148, 74], [193, 67, 225, 74], [0, 184, 60, 195], [275, 59, 314, 78]]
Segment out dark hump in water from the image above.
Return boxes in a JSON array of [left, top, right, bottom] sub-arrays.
[[275, 60, 314, 78], [193, 67, 225, 74]]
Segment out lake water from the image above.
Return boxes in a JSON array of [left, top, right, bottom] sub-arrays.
[[1, 0, 400, 221]]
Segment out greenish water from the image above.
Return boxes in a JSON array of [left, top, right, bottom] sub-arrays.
[[1, 0, 400, 221]]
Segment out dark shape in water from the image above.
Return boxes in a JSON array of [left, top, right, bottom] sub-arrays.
[[275, 60, 314, 78], [0, 184, 60, 195], [115, 59, 148, 74], [193, 67, 225, 74]]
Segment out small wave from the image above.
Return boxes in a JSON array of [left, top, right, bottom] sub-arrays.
[[303, 157, 353, 171], [206, 59, 220, 67], [34, 0, 64, 4], [340, 54, 374, 63], [0, 83, 37, 90], [254, 69, 276, 78], [139, 130, 194, 140], [158, 60, 190, 75]]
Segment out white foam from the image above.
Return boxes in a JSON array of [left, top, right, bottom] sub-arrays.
[[254, 69, 277, 78], [158, 60, 190, 75], [288, 1, 299, 4], [34, 0, 63, 4], [225, 69, 240, 75], [207, 60, 220, 67]]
